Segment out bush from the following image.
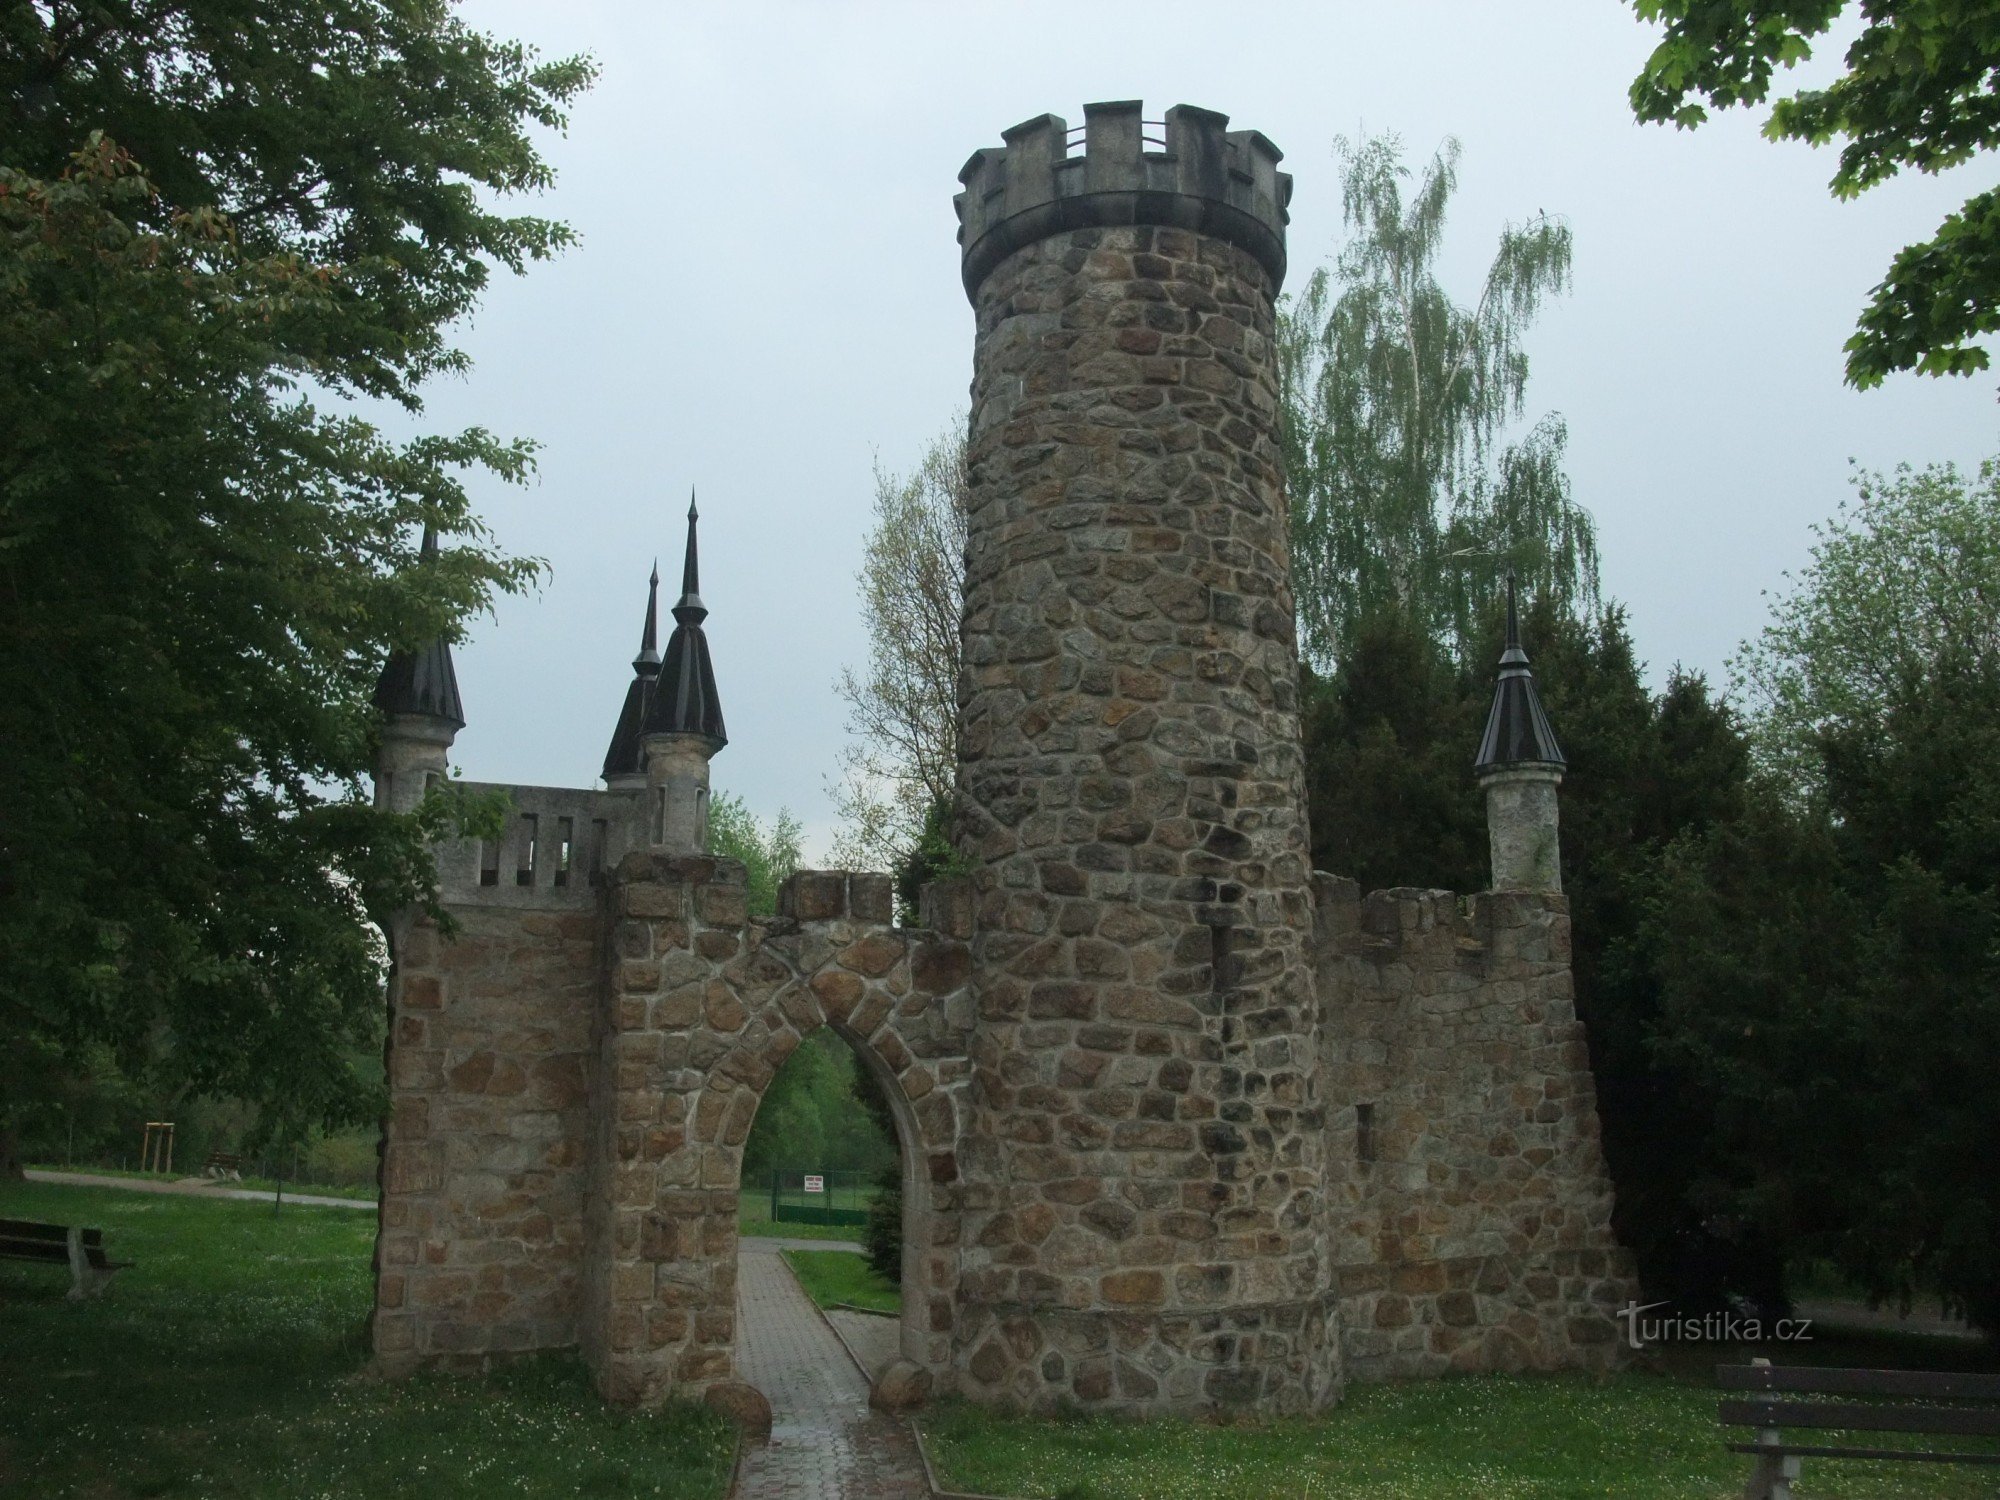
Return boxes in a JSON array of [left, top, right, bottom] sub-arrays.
[[864, 1165, 902, 1284]]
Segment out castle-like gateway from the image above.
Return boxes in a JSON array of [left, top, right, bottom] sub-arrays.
[[369, 102, 1633, 1418]]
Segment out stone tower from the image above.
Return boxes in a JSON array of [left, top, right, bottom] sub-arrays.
[[950, 102, 1337, 1414], [372, 523, 465, 815], [1475, 575, 1565, 893]]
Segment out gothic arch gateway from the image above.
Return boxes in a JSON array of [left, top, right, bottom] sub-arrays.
[[368, 101, 1635, 1419]]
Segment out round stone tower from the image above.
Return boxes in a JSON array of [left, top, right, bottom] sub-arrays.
[[951, 102, 1337, 1415]]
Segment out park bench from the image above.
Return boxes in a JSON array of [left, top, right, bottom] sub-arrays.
[[203, 1150, 243, 1180], [0, 1217, 133, 1300], [1720, 1357, 2000, 1499]]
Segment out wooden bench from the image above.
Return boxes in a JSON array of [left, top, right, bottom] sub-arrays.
[[203, 1150, 243, 1181], [1720, 1358, 2000, 1499], [0, 1218, 133, 1300]]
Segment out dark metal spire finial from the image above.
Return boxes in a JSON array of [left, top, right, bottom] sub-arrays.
[[1474, 571, 1563, 773], [676, 488, 705, 621], [373, 520, 466, 729]]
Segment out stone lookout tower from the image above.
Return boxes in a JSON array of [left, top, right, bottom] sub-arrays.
[[951, 103, 1331, 1411], [367, 100, 1634, 1426]]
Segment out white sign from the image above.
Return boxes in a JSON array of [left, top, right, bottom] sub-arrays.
[[803, 1175, 825, 1194]]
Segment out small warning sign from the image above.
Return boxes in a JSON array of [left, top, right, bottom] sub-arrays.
[[803, 1175, 825, 1194]]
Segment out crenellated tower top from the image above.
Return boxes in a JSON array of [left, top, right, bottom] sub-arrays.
[[955, 101, 1291, 300]]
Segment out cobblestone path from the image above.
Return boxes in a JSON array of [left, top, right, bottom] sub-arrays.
[[732, 1240, 928, 1499]]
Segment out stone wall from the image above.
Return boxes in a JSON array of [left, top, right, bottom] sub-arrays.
[[1314, 876, 1634, 1380], [371, 902, 599, 1372], [952, 212, 1334, 1416], [578, 857, 976, 1405]]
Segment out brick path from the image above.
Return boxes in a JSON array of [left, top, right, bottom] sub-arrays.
[[733, 1240, 929, 1499]]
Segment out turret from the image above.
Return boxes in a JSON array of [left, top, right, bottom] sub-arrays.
[[952, 103, 1329, 1417], [1474, 575, 1565, 893], [639, 493, 725, 852], [602, 560, 663, 792], [373, 524, 465, 814]]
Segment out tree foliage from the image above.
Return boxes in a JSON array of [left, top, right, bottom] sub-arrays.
[[1279, 133, 1600, 665], [1642, 457, 2000, 1333], [0, 4, 592, 1167], [706, 792, 803, 918], [1629, 1, 2000, 387], [831, 426, 968, 877], [1733, 458, 2000, 795], [739, 1031, 896, 1185]]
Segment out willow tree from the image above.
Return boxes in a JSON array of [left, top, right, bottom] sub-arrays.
[[1279, 133, 1600, 666]]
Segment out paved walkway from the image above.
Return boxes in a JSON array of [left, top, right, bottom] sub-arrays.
[[733, 1240, 928, 1499], [25, 1169, 373, 1211]]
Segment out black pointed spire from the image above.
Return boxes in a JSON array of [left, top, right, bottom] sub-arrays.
[[373, 524, 466, 729], [1474, 572, 1563, 773], [675, 490, 704, 621], [641, 491, 726, 750], [603, 557, 669, 781], [636, 559, 661, 673]]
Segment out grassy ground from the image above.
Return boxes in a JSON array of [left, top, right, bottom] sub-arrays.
[[0, 1180, 734, 1499], [920, 1357, 1999, 1500], [737, 1212, 861, 1243], [780, 1248, 901, 1315], [30, 1164, 378, 1202]]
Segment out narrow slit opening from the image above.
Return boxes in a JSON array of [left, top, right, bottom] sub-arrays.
[[479, 835, 500, 887], [1356, 1102, 1376, 1164], [516, 813, 538, 887], [555, 816, 574, 888]]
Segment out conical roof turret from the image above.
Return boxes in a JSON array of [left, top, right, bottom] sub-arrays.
[[639, 492, 726, 751], [602, 559, 663, 781], [1474, 573, 1563, 773], [373, 525, 466, 729]]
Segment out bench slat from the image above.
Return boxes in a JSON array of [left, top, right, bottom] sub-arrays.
[[1719, 1364, 2000, 1401], [1720, 1399, 2000, 1438], [0, 1238, 73, 1263], [1729, 1442, 2000, 1465]]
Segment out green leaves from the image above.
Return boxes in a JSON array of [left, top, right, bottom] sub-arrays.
[[1279, 133, 1599, 666], [1627, 0, 2000, 387], [0, 8, 586, 1148]]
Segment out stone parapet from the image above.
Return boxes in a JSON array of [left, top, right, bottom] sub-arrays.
[[956, 102, 1291, 299], [434, 781, 643, 910], [1313, 876, 1635, 1381]]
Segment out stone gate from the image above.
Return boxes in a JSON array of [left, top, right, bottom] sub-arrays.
[[368, 101, 1635, 1419]]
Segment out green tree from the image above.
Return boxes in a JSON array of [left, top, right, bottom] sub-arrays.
[[706, 792, 803, 917], [1733, 458, 2000, 794], [0, 5, 592, 1174], [741, 1031, 896, 1186], [1279, 133, 1600, 665], [1629, 1, 2000, 387], [1642, 458, 2000, 1333], [831, 426, 967, 877]]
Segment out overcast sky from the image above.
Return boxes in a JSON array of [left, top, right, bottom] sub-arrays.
[[419, 1, 1996, 860]]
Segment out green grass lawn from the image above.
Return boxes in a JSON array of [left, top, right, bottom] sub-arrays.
[[919, 1366, 1998, 1500], [0, 1180, 733, 1499], [30, 1164, 379, 1202], [780, 1248, 900, 1315], [737, 1212, 862, 1243]]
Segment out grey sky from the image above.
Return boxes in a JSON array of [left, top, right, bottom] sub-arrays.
[[422, 1, 1996, 859]]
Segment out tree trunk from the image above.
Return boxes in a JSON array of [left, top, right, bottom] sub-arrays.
[[0, 1119, 25, 1181]]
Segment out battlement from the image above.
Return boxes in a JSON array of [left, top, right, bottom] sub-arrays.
[[436, 781, 641, 909], [955, 100, 1291, 299]]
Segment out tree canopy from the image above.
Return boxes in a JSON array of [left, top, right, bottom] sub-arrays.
[[1279, 133, 1600, 665], [1629, 1, 2000, 387], [0, 3, 592, 1169]]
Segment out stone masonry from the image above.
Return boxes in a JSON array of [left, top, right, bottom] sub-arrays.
[[367, 100, 1634, 1421]]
